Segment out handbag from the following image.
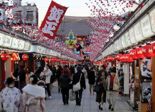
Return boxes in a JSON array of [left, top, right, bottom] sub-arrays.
[[73, 74, 82, 91], [93, 84, 100, 92]]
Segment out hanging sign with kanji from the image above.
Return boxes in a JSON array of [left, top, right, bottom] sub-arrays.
[[40, 1, 67, 39]]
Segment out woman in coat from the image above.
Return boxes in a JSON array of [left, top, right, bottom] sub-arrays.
[[59, 66, 71, 105], [19, 75, 46, 112], [72, 66, 86, 106], [96, 65, 108, 110], [0, 77, 21, 112], [40, 65, 53, 99]]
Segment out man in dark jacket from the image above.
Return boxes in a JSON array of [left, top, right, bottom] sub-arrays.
[[87, 67, 95, 95], [72, 66, 86, 106]]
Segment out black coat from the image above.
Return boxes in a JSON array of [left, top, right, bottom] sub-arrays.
[[72, 71, 86, 90], [60, 75, 71, 89], [88, 70, 95, 85]]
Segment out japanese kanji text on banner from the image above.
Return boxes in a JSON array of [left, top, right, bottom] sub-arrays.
[[40, 1, 68, 39]]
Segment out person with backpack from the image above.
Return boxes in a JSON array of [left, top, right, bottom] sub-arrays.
[[59, 65, 71, 105]]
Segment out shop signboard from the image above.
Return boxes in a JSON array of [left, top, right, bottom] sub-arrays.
[[149, 8, 155, 33], [0, 33, 4, 46], [11, 38, 19, 49], [134, 22, 144, 42], [119, 38, 123, 50], [3, 35, 12, 47], [121, 35, 126, 48], [18, 39, 25, 50], [124, 32, 131, 48], [141, 15, 154, 39], [129, 28, 137, 44], [36, 46, 43, 54], [24, 42, 31, 51]]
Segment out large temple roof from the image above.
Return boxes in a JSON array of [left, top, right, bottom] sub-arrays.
[[57, 16, 93, 36]]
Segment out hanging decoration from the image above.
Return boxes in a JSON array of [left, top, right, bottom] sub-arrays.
[[22, 54, 29, 61], [40, 1, 68, 39], [84, 0, 140, 60], [1, 53, 9, 61]]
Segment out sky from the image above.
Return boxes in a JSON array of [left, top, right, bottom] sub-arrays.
[[22, 0, 91, 26]]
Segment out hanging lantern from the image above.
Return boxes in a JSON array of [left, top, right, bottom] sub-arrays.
[[50, 57, 59, 62], [152, 43, 155, 57], [136, 47, 145, 59], [115, 54, 122, 61], [1, 53, 9, 61], [143, 45, 153, 58], [129, 49, 138, 60], [22, 54, 29, 61], [11, 53, 20, 61], [44, 58, 49, 62]]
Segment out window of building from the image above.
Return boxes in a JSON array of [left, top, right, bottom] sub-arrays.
[[26, 11, 33, 21], [15, 11, 22, 19]]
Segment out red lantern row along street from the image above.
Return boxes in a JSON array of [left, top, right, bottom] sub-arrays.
[[0, 53, 28, 61], [95, 42, 155, 64], [43, 57, 76, 65]]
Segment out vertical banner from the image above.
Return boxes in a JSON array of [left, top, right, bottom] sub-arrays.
[[40, 1, 68, 39]]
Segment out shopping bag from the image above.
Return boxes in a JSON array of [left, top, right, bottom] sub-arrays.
[[73, 82, 81, 91], [69, 90, 75, 101]]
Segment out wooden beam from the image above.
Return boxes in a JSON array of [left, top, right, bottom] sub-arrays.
[[151, 57, 155, 111]]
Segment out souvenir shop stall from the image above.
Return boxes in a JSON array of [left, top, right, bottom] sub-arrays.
[[95, 1, 155, 111], [0, 32, 31, 90]]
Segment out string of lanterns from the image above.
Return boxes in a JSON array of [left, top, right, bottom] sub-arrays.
[[95, 42, 155, 64]]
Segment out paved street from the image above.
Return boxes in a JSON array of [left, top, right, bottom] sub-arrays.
[[46, 81, 134, 112]]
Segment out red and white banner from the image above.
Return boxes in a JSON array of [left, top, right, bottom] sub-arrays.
[[40, 1, 67, 39]]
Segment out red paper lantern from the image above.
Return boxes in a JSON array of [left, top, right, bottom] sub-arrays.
[[44, 58, 49, 62], [22, 54, 29, 61], [1, 53, 9, 61], [136, 47, 145, 59], [152, 43, 155, 56], [115, 54, 122, 61], [130, 49, 138, 60], [143, 45, 153, 58]]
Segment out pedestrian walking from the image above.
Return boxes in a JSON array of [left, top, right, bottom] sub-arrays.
[[56, 65, 63, 93], [107, 64, 120, 111], [40, 65, 53, 99], [0, 77, 21, 112], [19, 75, 46, 112], [72, 66, 86, 106], [95, 65, 108, 110], [60, 65, 71, 105], [87, 67, 96, 95]]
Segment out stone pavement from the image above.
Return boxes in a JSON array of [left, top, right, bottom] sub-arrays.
[[46, 81, 134, 112]]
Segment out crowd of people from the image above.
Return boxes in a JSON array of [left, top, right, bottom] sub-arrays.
[[0, 61, 124, 112]]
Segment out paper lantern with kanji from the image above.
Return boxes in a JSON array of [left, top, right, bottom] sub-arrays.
[[143, 45, 153, 58], [22, 54, 29, 61], [1, 53, 9, 61], [130, 49, 138, 60], [136, 47, 145, 59]]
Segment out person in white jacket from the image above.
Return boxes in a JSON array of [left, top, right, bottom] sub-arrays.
[[40, 65, 53, 99]]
